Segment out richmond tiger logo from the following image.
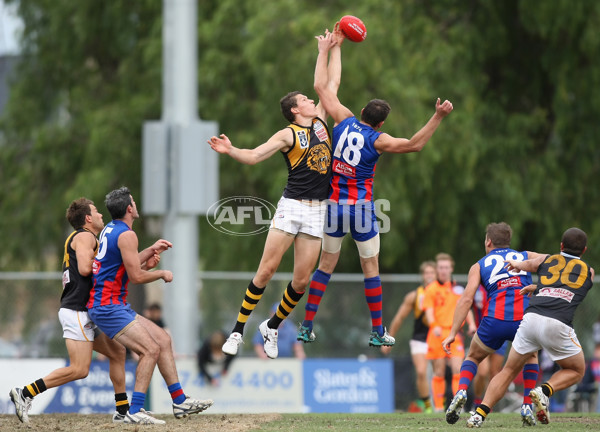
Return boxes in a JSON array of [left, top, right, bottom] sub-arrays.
[[307, 143, 331, 174]]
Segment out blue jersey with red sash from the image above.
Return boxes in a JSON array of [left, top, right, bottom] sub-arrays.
[[478, 248, 533, 321], [329, 116, 381, 204], [87, 220, 131, 308]]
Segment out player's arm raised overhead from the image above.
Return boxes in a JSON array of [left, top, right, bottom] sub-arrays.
[[313, 31, 352, 125], [442, 262, 481, 353], [375, 98, 453, 154], [207, 128, 293, 165]]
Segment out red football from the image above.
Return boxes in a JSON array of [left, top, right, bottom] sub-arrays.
[[339, 15, 367, 43]]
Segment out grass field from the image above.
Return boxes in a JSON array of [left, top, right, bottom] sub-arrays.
[[1, 412, 600, 431]]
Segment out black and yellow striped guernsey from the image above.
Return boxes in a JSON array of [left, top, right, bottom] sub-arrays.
[[61, 228, 98, 311], [281, 117, 332, 200]]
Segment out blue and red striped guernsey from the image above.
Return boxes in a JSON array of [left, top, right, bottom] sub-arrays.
[[477, 248, 533, 321], [329, 116, 381, 204], [87, 220, 131, 308]]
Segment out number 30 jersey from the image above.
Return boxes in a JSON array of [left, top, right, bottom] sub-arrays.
[[527, 252, 593, 327], [478, 248, 533, 321], [329, 116, 382, 204]]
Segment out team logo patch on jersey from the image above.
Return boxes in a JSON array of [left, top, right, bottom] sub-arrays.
[[298, 130, 309, 149], [333, 159, 356, 177], [307, 143, 331, 174], [314, 120, 329, 142]]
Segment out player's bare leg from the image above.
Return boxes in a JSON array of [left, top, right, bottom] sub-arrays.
[[253, 229, 296, 287]]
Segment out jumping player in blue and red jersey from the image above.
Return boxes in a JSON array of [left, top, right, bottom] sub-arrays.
[[442, 222, 544, 426], [87, 186, 213, 425], [297, 30, 453, 347]]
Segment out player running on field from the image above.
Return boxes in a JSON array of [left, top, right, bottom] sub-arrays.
[[443, 222, 544, 426], [87, 187, 213, 424], [10, 198, 129, 424], [467, 227, 594, 428]]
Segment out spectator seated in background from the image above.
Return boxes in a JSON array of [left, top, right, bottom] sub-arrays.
[[197, 330, 234, 387]]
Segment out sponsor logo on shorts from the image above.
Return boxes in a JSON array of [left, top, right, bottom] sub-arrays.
[[324, 199, 391, 234], [206, 196, 276, 236]]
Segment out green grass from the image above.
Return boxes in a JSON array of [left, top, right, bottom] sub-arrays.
[[249, 413, 600, 431]]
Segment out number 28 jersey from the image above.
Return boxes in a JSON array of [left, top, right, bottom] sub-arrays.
[[87, 220, 131, 308], [478, 248, 533, 321], [329, 116, 382, 204]]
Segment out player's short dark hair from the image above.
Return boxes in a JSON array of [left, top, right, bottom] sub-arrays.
[[361, 99, 391, 128], [486, 222, 512, 248], [66, 198, 93, 230], [280, 91, 301, 123], [105, 186, 132, 220], [561, 227, 587, 256]]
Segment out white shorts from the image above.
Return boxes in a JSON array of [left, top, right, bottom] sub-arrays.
[[270, 196, 326, 239], [58, 308, 97, 342], [512, 312, 582, 361], [409, 339, 429, 355]]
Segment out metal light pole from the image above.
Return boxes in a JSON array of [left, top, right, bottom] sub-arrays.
[[142, 0, 218, 356]]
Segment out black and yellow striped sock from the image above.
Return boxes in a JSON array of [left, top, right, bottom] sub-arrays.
[[475, 404, 490, 419], [115, 392, 129, 415], [542, 382, 554, 397], [23, 379, 47, 399], [268, 282, 305, 328], [232, 281, 265, 335]]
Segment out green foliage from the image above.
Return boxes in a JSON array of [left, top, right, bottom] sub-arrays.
[[1, 0, 600, 275]]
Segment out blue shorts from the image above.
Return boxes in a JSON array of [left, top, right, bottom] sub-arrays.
[[476, 316, 520, 351], [495, 340, 509, 356], [88, 303, 137, 339], [323, 200, 378, 242]]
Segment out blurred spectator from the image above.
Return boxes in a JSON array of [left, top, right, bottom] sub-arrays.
[[197, 330, 234, 387], [253, 303, 306, 359], [144, 303, 166, 328]]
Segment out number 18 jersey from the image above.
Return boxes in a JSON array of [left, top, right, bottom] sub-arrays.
[[329, 116, 382, 204], [478, 248, 533, 321]]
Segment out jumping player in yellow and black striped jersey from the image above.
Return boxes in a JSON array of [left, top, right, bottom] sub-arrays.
[[208, 26, 343, 360]]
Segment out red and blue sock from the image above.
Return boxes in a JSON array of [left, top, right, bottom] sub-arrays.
[[458, 359, 478, 391], [522, 363, 540, 405], [168, 383, 186, 405], [364, 276, 383, 336], [302, 269, 331, 331]]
